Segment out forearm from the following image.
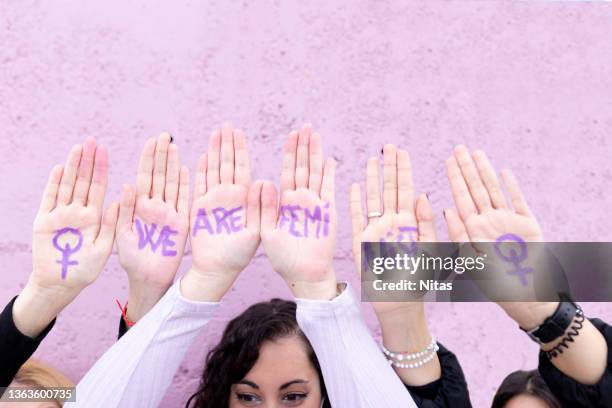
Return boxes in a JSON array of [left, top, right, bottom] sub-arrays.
[[503, 302, 608, 385], [296, 284, 417, 408], [70, 279, 218, 408], [541, 317, 607, 385], [126, 279, 170, 323], [378, 304, 441, 387]]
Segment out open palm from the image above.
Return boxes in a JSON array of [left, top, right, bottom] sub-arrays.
[[444, 146, 542, 243], [189, 125, 262, 296], [32, 138, 117, 292], [351, 145, 436, 315], [116, 134, 190, 294], [261, 125, 337, 299]]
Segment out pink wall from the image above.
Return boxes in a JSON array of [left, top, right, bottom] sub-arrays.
[[1, 1, 612, 406]]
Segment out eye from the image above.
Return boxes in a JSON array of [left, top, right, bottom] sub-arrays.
[[281, 392, 308, 406], [236, 393, 262, 406]]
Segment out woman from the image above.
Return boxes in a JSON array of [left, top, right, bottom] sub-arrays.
[[349, 144, 472, 407], [185, 299, 329, 407], [0, 137, 117, 397], [69, 125, 418, 407], [443, 145, 612, 408]]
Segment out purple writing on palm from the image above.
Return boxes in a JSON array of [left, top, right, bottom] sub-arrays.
[[278, 203, 331, 239], [52, 227, 84, 279], [134, 218, 178, 257], [495, 233, 533, 287], [192, 206, 244, 236]]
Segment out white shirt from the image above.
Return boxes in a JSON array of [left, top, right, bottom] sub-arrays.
[[69, 281, 416, 408]]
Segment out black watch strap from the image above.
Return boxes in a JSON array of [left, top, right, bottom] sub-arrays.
[[522, 296, 579, 344]]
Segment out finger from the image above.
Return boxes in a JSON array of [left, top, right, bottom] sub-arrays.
[[220, 123, 235, 184], [86, 144, 109, 213], [261, 181, 279, 232], [445, 156, 478, 221], [38, 165, 64, 214], [57, 144, 83, 205], [397, 149, 415, 213], [177, 166, 190, 218], [350, 183, 365, 238], [295, 124, 311, 189], [383, 144, 398, 214], [472, 150, 508, 209], [95, 202, 119, 254], [366, 157, 382, 223], [117, 184, 135, 235], [234, 129, 251, 187], [165, 143, 180, 209], [207, 129, 221, 188], [193, 153, 208, 199], [136, 138, 156, 197], [152, 133, 171, 199], [308, 132, 323, 194], [501, 170, 532, 216], [246, 180, 264, 233], [320, 157, 336, 207], [454, 145, 492, 212], [72, 137, 97, 205], [416, 194, 437, 242], [280, 131, 298, 193], [444, 208, 470, 243]]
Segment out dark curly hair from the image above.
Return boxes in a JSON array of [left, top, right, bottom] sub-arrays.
[[185, 298, 330, 408], [491, 370, 561, 408]]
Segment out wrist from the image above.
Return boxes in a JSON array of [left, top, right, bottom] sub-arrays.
[[289, 277, 338, 300], [180, 267, 233, 302], [13, 280, 79, 338], [499, 301, 559, 330], [126, 282, 171, 322], [378, 305, 432, 352]]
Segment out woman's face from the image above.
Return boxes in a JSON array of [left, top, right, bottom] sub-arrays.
[[229, 335, 323, 407]]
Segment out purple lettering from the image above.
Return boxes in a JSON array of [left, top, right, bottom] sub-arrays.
[[304, 206, 322, 238], [135, 218, 178, 257], [161, 227, 178, 256], [226, 206, 244, 232], [52, 227, 83, 279], [287, 205, 302, 237], [212, 207, 232, 234], [278, 205, 291, 229], [192, 208, 214, 237]]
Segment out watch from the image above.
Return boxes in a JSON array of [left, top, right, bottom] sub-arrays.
[[521, 295, 579, 345]]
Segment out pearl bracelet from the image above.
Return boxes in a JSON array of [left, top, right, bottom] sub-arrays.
[[381, 336, 438, 361], [388, 344, 440, 369]]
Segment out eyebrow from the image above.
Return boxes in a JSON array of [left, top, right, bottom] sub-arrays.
[[236, 379, 309, 390], [236, 380, 259, 389], [279, 379, 309, 390]]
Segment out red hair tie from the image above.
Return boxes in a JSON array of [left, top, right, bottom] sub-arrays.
[[115, 299, 135, 328]]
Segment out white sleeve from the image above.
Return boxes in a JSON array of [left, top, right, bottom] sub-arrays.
[[296, 284, 417, 408], [68, 279, 218, 408]]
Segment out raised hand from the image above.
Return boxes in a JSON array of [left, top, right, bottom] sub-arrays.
[[116, 133, 190, 321], [260, 124, 337, 300], [350, 144, 441, 385], [350, 144, 436, 313], [14, 138, 118, 337], [444, 145, 542, 243], [443, 146, 553, 328], [181, 124, 262, 302]]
